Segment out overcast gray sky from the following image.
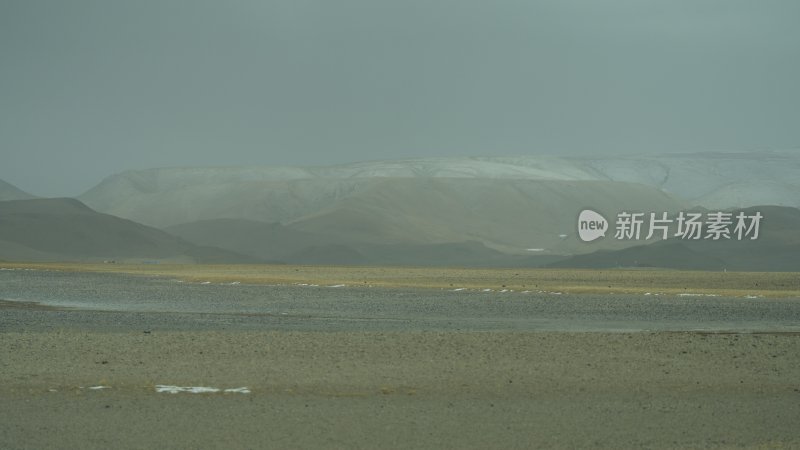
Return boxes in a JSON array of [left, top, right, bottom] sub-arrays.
[[1, 0, 799, 196]]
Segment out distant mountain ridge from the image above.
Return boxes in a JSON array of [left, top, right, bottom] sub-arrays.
[[0, 198, 256, 263], [5, 152, 796, 268], [80, 150, 800, 212], [74, 151, 799, 264]]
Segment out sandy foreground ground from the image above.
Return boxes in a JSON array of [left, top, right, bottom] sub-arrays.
[[1, 266, 799, 448], [2, 329, 799, 449]]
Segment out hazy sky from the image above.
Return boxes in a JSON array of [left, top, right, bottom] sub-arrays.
[[1, 0, 799, 196]]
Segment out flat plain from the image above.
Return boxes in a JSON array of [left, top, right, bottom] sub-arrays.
[[1, 263, 799, 449], [7, 262, 800, 296]]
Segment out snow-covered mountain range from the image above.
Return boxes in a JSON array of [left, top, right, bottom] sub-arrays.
[[72, 150, 799, 258]]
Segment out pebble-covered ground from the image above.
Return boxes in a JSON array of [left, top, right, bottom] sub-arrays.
[[1, 269, 799, 449]]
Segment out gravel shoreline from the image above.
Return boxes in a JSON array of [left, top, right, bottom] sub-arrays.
[[2, 329, 799, 449]]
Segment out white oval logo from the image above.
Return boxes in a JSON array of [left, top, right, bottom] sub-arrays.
[[578, 209, 608, 242]]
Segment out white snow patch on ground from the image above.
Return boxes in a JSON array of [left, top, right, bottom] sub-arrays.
[[224, 387, 251, 394], [155, 385, 250, 394]]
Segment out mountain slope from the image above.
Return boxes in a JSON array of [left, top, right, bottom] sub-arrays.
[[0, 179, 36, 201], [80, 151, 800, 221], [164, 218, 542, 267], [153, 177, 684, 255], [77, 151, 800, 229], [286, 178, 684, 254], [0, 198, 256, 263], [550, 206, 800, 271], [164, 219, 329, 262], [567, 150, 800, 208]]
